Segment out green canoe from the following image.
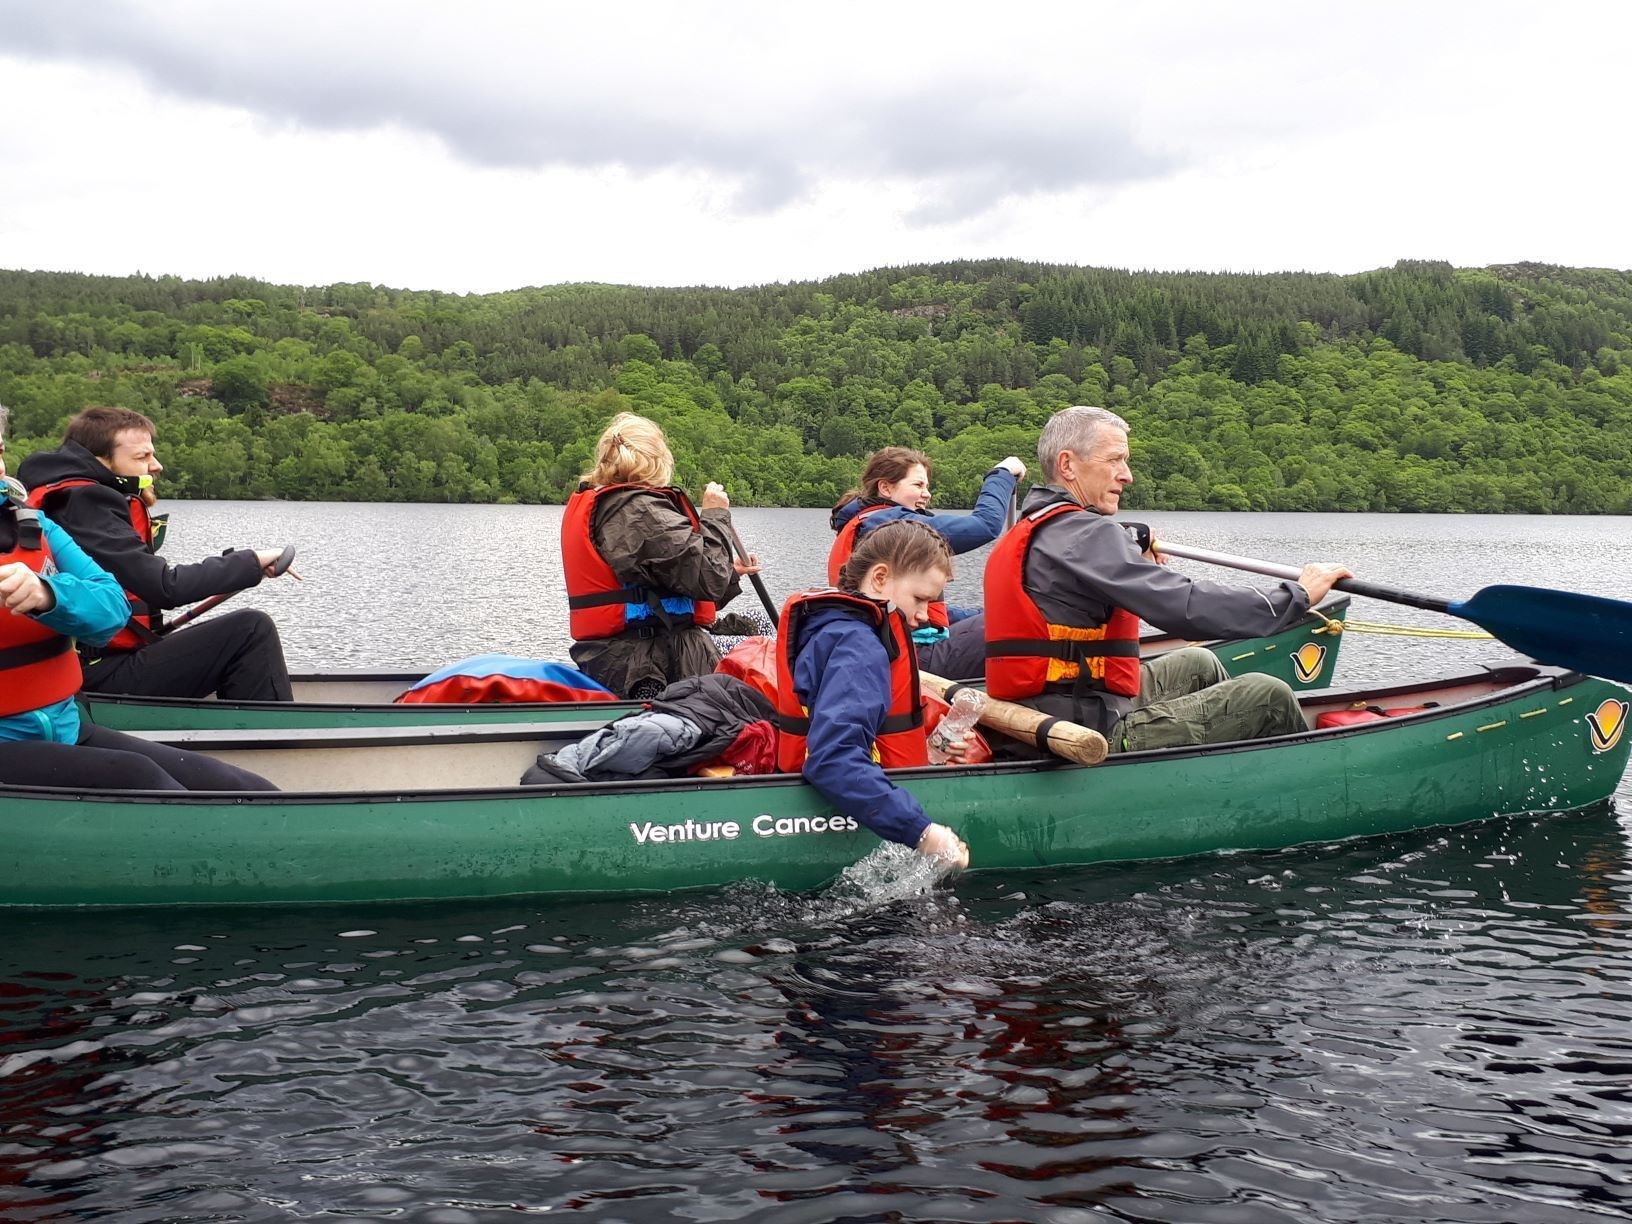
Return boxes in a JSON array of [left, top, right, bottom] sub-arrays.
[[6, 660, 1626, 909], [76, 596, 1351, 731]]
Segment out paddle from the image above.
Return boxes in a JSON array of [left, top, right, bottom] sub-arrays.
[[724, 524, 780, 625], [1159, 541, 1632, 685], [163, 544, 298, 634]]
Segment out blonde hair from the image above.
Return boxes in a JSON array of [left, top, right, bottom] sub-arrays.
[[837, 519, 953, 591], [583, 412, 675, 487]]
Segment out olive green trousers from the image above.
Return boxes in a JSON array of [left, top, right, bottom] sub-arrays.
[[1109, 646, 1307, 754]]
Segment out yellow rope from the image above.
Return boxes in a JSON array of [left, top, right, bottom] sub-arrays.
[[1343, 620, 1493, 640], [1305, 606, 1492, 640]]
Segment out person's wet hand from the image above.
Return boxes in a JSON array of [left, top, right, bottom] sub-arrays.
[[732, 552, 760, 576], [0, 561, 54, 615], [916, 823, 969, 870], [701, 481, 730, 510]]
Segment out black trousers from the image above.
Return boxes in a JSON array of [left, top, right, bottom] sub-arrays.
[[79, 608, 293, 702], [917, 612, 987, 683], [0, 723, 277, 791]]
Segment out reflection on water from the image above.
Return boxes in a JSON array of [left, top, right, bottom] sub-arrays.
[[3, 810, 1630, 1221], [3, 505, 1630, 1220]]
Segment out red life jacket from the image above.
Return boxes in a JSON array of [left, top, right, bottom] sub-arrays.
[[984, 498, 1142, 701], [0, 509, 82, 716], [774, 589, 928, 772], [560, 483, 718, 640], [828, 504, 950, 629], [25, 477, 159, 652]]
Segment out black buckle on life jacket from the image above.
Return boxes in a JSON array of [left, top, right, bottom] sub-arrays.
[[9, 506, 43, 551], [624, 621, 671, 641]]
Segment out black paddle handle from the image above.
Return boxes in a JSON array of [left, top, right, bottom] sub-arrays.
[[1332, 576, 1451, 614]]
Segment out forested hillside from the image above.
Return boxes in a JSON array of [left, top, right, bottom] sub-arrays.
[[2, 259, 1629, 512]]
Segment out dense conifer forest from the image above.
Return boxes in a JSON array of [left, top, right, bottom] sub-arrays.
[[2, 258, 1629, 512]]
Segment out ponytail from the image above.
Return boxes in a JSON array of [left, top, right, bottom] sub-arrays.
[[582, 412, 675, 488]]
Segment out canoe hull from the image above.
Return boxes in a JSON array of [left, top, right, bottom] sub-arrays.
[[76, 599, 1350, 731], [5, 664, 1626, 908]]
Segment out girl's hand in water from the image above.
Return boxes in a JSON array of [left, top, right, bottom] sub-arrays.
[[917, 823, 969, 870]]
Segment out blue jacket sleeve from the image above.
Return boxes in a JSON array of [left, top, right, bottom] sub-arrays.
[[923, 467, 1016, 553], [34, 516, 131, 646], [793, 621, 931, 848]]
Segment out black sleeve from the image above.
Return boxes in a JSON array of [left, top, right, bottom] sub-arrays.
[[49, 486, 264, 609]]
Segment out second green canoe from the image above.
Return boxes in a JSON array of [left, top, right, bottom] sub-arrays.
[[78, 596, 1351, 731]]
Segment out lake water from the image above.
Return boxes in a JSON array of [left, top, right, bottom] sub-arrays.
[[3, 504, 1630, 1222]]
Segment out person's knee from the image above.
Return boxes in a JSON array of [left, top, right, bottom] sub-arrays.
[[1228, 674, 1305, 732], [117, 756, 186, 791], [1173, 646, 1228, 683], [1143, 645, 1227, 697], [1228, 672, 1294, 704]]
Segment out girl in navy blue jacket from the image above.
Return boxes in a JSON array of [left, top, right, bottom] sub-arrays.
[[782, 520, 970, 870]]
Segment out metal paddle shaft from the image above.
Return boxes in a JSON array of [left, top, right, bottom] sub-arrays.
[[1160, 541, 1632, 684]]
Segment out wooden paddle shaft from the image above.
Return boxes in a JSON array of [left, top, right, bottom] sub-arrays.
[[920, 671, 1107, 766]]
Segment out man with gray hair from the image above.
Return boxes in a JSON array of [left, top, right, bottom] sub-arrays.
[[983, 405, 1352, 751]]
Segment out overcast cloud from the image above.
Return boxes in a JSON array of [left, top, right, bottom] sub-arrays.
[[0, 0, 1625, 290]]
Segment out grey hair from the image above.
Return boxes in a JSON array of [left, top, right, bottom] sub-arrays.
[[0, 401, 8, 435], [1037, 405, 1129, 482]]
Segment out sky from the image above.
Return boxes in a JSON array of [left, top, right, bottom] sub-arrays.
[[1, 0, 1627, 294]]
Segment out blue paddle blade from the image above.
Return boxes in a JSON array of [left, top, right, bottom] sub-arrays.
[[1452, 585, 1632, 684]]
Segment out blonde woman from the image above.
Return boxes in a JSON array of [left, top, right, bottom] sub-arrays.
[[561, 413, 756, 698]]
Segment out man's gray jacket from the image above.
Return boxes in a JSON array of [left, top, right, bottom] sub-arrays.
[[1002, 484, 1312, 733]]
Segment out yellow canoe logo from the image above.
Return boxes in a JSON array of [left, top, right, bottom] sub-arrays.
[[1291, 642, 1327, 684], [1587, 698, 1628, 754]]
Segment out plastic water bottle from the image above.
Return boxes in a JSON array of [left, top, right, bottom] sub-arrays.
[[927, 686, 986, 764]]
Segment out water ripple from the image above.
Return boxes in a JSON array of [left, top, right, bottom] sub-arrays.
[[1, 800, 1629, 1219]]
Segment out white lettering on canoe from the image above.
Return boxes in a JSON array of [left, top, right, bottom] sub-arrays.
[[751, 814, 859, 838], [628, 815, 858, 846], [629, 819, 743, 845]]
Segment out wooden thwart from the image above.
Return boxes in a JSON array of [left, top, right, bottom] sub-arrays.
[[920, 671, 1107, 766]]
